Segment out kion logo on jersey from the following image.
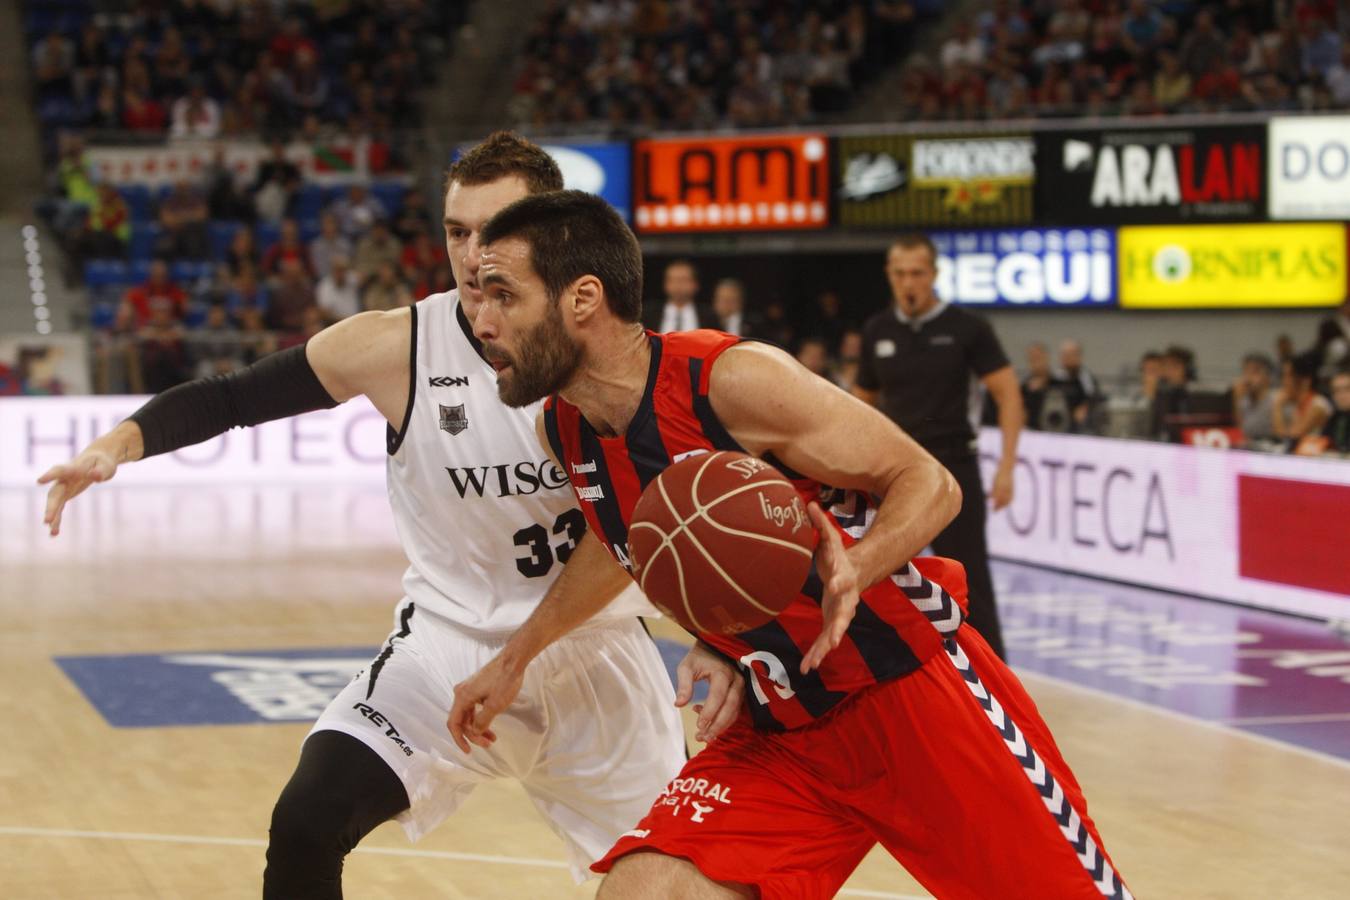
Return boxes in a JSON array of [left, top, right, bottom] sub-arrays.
[[443, 460, 568, 498]]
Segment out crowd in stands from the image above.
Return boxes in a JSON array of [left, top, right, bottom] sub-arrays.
[[508, 0, 941, 133], [26, 0, 454, 148], [918, 0, 1349, 120]]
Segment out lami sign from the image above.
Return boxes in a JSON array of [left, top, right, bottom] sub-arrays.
[[1036, 125, 1266, 224], [933, 228, 1116, 307]]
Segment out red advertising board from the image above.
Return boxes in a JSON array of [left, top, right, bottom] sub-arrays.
[[634, 134, 829, 233]]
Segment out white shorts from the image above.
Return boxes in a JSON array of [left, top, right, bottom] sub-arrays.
[[310, 599, 687, 882]]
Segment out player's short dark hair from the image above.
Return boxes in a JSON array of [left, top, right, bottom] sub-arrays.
[[888, 233, 938, 267], [444, 131, 563, 195], [480, 190, 643, 323]]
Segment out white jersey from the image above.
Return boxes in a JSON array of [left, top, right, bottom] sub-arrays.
[[386, 290, 654, 635]]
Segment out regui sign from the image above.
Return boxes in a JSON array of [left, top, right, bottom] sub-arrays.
[[978, 429, 1350, 620], [1118, 223, 1346, 308], [836, 132, 1034, 228], [633, 134, 829, 233], [1269, 115, 1350, 220], [1036, 125, 1266, 224], [932, 228, 1116, 307]]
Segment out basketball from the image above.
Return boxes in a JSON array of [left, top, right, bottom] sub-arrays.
[[629, 451, 819, 635]]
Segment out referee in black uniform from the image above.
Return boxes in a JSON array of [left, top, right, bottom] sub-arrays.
[[853, 234, 1023, 659]]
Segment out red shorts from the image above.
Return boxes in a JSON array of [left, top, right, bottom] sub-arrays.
[[593, 625, 1131, 900]]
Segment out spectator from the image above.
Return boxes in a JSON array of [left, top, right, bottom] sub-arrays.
[[1121, 0, 1165, 59], [225, 227, 259, 275], [121, 62, 167, 132], [1300, 15, 1343, 78], [131, 294, 191, 393], [189, 303, 245, 378], [1321, 369, 1350, 454], [1150, 344, 1196, 441], [1273, 351, 1332, 444], [643, 260, 717, 332], [795, 337, 832, 379], [1057, 338, 1100, 431], [1276, 333, 1296, 365], [833, 329, 864, 392], [118, 260, 187, 332], [941, 20, 986, 71], [202, 145, 254, 221], [32, 31, 75, 99], [400, 229, 448, 282], [329, 183, 387, 238], [1153, 49, 1193, 110], [1021, 341, 1053, 429], [261, 218, 315, 278], [316, 255, 361, 322], [416, 261, 455, 298], [1137, 350, 1164, 404], [267, 258, 318, 334], [361, 261, 413, 311], [353, 219, 402, 282], [252, 140, 301, 220], [1181, 9, 1229, 79], [224, 266, 270, 326], [1313, 299, 1350, 373], [1232, 352, 1277, 443], [284, 46, 330, 116], [155, 180, 211, 260], [308, 213, 352, 280], [46, 133, 98, 236], [76, 183, 131, 261], [808, 289, 852, 351], [1328, 43, 1350, 106], [170, 80, 222, 139], [392, 189, 432, 243], [711, 278, 762, 338]]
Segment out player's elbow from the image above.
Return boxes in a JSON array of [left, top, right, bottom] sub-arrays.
[[930, 461, 962, 529]]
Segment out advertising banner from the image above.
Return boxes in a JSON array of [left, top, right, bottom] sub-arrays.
[[932, 228, 1116, 307], [1036, 125, 1266, 224], [87, 141, 407, 187], [633, 133, 829, 233], [1118, 223, 1346, 308], [979, 428, 1350, 620], [540, 142, 632, 222], [1269, 115, 1350, 221], [0, 395, 387, 486], [836, 132, 1034, 228]]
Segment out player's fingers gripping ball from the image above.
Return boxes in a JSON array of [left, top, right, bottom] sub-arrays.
[[630, 451, 819, 634]]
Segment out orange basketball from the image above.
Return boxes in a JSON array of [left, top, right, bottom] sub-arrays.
[[629, 451, 818, 635]]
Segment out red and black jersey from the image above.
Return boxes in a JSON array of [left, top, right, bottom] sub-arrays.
[[543, 330, 961, 732]]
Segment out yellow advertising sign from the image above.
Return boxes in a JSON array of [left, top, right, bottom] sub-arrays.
[[1119, 223, 1346, 308]]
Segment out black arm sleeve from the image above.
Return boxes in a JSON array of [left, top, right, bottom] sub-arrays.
[[129, 345, 340, 458]]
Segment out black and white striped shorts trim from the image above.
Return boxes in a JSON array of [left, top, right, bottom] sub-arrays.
[[945, 638, 1132, 900]]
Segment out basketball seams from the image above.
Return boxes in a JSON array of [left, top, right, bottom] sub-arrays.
[[656, 469, 707, 632]]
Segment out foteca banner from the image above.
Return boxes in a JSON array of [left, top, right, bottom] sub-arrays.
[[1036, 124, 1267, 225], [836, 132, 1035, 228]]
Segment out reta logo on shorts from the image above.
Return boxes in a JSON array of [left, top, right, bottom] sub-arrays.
[[352, 702, 413, 757], [759, 493, 806, 531]]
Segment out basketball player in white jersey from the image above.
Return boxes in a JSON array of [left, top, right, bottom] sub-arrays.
[[37, 132, 742, 898]]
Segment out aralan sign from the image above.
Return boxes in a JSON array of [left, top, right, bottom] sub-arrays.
[[634, 134, 830, 233]]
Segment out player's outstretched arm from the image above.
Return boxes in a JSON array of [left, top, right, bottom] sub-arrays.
[[37, 309, 411, 537], [710, 342, 962, 672]]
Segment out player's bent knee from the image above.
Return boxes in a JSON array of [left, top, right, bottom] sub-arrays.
[[598, 851, 757, 900]]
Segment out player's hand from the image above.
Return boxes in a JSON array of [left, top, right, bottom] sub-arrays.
[[447, 654, 524, 754], [990, 463, 1014, 511], [801, 501, 861, 674], [675, 641, 743, 743], [37, 447, 120, 536]]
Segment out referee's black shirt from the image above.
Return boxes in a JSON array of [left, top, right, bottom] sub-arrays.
[[856, 303, 1010, 459]]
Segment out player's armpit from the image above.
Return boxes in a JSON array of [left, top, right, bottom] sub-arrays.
[[708, 342, 960, 591]]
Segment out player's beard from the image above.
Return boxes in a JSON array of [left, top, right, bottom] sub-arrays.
[[490, 300, 583, 408]]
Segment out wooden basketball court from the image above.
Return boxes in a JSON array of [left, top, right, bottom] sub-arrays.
[[3, 484, 1349, 898]]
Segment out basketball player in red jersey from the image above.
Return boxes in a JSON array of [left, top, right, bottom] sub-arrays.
[[448, 190, 1133, 899]]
